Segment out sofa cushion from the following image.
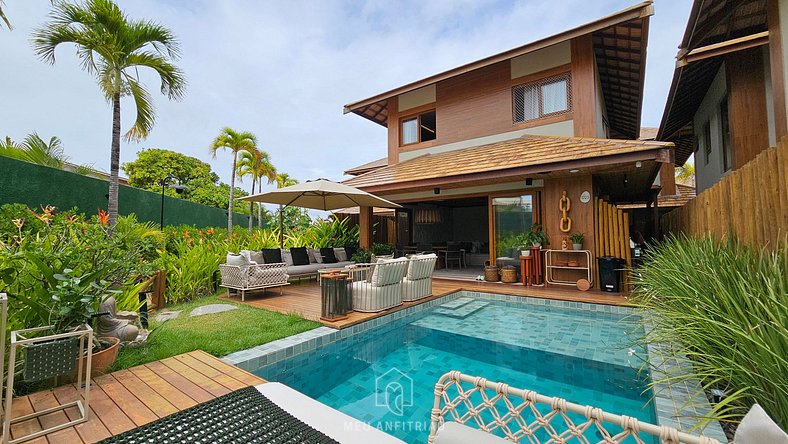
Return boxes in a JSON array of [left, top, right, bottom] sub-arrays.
[[308, 248, 322, 263], [290, 247, 310, 266], [734, 404, 788, 444], [288, 263, 323, 276], [262, 248, 282, 264], [226, 252, 248, 267], [407, 253, 437, 280], [281, 250, 294, 266], [344, 246, 358, 260], [334, 248, 348, 262], [370, 257, 407, 287], [249, 250, 265, 264], [239, 250, 257, 265], [433, 422, 509, 444], [320, 248, 338, 264]]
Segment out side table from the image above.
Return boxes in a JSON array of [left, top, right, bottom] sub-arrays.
[[320, 273, 351, 321]]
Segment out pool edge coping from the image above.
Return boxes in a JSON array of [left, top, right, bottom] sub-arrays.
[[223, 290, 727, 442]]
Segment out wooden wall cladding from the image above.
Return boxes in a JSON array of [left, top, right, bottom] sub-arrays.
[[541, 175, 596, 253], [385, 36, 599, 157], [726, 48, 770, 169]]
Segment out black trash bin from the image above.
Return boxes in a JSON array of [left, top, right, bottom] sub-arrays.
[[598, 256, 626, 292]]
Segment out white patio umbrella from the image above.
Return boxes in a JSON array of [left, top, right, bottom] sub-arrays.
[[239, 178, 401, 246]]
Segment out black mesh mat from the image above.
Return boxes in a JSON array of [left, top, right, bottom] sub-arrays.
[[98, 386, 340, 444]]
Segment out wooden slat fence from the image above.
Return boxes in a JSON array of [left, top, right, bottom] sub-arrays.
[[661, 138, 788, 251]]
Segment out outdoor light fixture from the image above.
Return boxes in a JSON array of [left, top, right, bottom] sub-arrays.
[[434, 187, 440, 195], [569, 169, 580, 173], [635, 161, 642, 168], [160, 174, 189, 228]]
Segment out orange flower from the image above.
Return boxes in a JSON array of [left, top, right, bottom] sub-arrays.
[[183, 230, 191, 239], [12, 218, 24, 229], [97, 209, 109, 226], [198, 230, 204, 237]]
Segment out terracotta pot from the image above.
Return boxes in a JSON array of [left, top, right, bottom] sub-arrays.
[[76, 336, 120, 378]]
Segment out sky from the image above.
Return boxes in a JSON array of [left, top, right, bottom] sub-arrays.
[[0, 0, 693, 194]]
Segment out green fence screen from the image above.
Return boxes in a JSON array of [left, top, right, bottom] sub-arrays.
[[0, 156, 250, 228]]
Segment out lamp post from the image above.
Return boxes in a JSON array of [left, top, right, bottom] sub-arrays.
[[159, 174, 188, 228]]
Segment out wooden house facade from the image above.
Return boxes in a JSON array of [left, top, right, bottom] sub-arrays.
[[342, 1, 674, 289]]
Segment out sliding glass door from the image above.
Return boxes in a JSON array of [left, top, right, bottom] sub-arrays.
[[492, 195, 534, 259]]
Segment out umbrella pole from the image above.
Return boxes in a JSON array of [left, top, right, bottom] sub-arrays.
[[279, 204, 284, 248]]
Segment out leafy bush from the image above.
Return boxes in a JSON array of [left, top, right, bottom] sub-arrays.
[[632, 235, 787, 430], [371, 243, 393, 256]]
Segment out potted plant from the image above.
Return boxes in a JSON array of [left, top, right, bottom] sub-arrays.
[[569, 233, 584, 250], [513, 232, 534, 256], [50, 269, 122, 378], [530, 224, 550, 248]]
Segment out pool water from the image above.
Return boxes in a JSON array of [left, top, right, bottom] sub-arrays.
[[254, 296, 656, 443]]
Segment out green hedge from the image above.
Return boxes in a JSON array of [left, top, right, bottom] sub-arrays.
[[0, 155, 248, 228]]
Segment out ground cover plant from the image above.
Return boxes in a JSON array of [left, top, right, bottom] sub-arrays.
[[632, 235, 787, 431]]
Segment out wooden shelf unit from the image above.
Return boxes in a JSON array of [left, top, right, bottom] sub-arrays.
[[544, 249, 593, 286]]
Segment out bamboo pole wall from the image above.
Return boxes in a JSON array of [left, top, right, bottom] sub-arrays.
[[594, 197, 631, 265], [661, 138, 788, 251]]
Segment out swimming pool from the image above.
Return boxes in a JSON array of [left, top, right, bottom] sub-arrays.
[[253, 293, 656, 443]]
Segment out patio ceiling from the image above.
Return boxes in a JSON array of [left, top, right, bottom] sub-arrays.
[[343, 134, 674, 202], [344, 2, 653, 140], [657, 0, 768, 164]]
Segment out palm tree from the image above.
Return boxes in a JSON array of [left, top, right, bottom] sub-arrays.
[[675, 161, 696, 186], [0, 0, 11, 30], [237, 148, 276, 230], [273, 172, 298, 245], [210, 128, 257, 234], [33, 0, 186, 229], [0, 132, 68, 167]]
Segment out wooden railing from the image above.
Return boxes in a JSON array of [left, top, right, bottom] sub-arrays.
[[661, 138, 788, 251]]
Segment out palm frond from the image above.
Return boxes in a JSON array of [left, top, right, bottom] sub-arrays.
[[124, 51, 185, 100], [0, 0, 12, 30], [123, 76, 155, 141]]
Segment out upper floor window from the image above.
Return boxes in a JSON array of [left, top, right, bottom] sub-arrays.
[[719, 97, 732, 171], [513, 73, 571, 123], [702, 121, 712, 165], [401, 110, 436, 145]]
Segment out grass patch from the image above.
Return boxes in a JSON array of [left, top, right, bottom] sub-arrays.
[[112, 292, 320, 370]]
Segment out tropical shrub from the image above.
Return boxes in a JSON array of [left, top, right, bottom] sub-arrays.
[[632, 235, 787, 430], [371, 243, 394, 256], [0, 206, 162, 333]]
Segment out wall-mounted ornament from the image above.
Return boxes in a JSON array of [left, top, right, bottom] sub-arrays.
[[559, 190, 572, 233], [580, 191, 591, 204]]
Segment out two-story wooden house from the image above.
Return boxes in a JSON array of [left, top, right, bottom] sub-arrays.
[[342, 1, 674, 288]]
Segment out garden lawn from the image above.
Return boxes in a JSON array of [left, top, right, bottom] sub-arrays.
[[112, 292, 320, 370]]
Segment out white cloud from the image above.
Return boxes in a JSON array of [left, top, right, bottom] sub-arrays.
[[0, 0, 691, 190]]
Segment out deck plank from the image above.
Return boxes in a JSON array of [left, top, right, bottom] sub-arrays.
[[171, 353, 247, 391], [27, 391, 85, 444], [111, 369, 179, 418], [128, 365, 198, 410], [8, 395, 48, 444], [224, 277, 630, 329], [190, 350, 266, 385], [50, 384, 112, 443], [143, 360, 214, 403], [158, 357, 231, 397], [5, 352, 263, 444]]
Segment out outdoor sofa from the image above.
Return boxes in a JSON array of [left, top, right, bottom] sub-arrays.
[[256, 247, 357, 279]]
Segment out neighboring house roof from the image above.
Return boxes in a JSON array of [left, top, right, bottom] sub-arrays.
[[344, 157, 388, 176], [344, 1, 654, 140], [62, 161, 130, 185], [638, 127, 658, 140], [343, 134, 673, 198], [657, 0, 768, 164], [618, 184, 697, 209]]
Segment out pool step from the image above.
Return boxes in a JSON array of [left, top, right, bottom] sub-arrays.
[[433, 300, 490, 318], [438, 297, 475, 309]]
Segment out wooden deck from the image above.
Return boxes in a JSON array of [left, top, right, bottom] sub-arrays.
[[5, 350, 265, 444], [223, 277, 630, 329]]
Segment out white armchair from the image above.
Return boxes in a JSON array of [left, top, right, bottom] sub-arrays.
[[348, 258, 408, 312], [402, 254, 437, 302]]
